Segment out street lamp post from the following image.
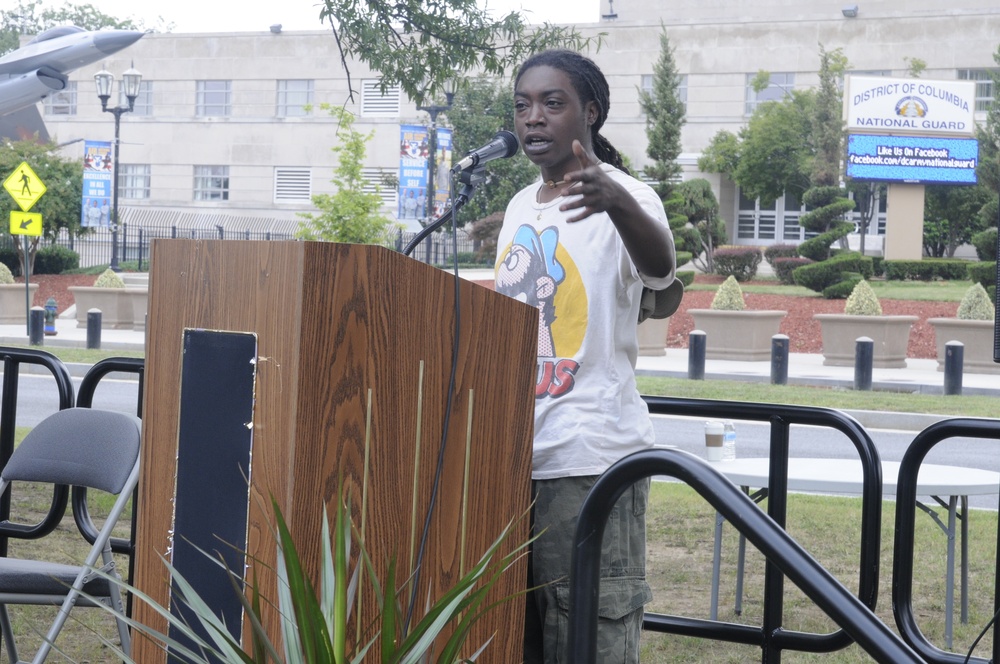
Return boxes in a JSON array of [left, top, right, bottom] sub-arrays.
[[416, 79, 457, 224], [94, 63, 142, 272]]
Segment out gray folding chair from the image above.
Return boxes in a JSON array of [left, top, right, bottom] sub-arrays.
[[0, 408, 141, 663]]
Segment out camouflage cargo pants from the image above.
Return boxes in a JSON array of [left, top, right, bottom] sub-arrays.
[[523, 476, 652, 664]]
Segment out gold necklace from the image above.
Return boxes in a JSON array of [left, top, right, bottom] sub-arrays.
[[544, 178, 567, 188]]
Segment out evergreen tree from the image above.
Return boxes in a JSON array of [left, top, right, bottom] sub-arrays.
[[797, 46, 855, 262], [639, 28, 686, 200]]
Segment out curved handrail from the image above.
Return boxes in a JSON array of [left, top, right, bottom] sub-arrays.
[[0, 347, 75, 553], [640, 396, 883, 653], [893, 417, 1000, 664], [568, 448, 923, 663]]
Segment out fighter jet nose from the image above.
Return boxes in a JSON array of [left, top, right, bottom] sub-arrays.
[[93, 30, 144, 56]]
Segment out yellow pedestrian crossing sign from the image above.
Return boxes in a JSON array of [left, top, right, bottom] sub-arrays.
[[10, 211, 42, 236], [3, 161, 46, 212]]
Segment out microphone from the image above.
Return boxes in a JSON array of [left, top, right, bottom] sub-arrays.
[[450, 130, 518, 173]]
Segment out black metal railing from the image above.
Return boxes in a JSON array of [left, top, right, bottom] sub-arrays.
[[0, 347, 75, 557], [637, 396, 884, 659], [15, 222, 488, 271], [893, 417, 1000, 664], [568, 446, 923, 663]]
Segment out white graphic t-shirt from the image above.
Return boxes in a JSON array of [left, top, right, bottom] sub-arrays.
[[495, 164, 675, 479]]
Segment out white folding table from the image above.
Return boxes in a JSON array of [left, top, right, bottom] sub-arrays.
[[709, 457, 1000, 649]]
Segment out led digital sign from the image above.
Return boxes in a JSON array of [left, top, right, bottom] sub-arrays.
[[845, 133, 978, 185]]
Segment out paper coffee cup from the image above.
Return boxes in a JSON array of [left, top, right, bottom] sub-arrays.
[[705, 420, 724, 461]]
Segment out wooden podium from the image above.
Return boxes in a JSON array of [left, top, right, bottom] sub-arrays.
[[132, 239, 538, 662]]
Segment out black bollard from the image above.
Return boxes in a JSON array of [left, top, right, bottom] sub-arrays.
[[854, 336, 873, 391], [688, 330, 706, 380], [771, 334, 789, 385], [28, 307, 44, 346], [87, 308, 102, 350], [944, 340, 964, 396]]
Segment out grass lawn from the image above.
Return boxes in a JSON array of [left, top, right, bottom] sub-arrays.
[[4, 477, 994, 662], [641, 482, 997, 662]]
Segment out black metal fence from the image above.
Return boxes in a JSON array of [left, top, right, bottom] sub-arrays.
[[34, 224, 485, 270]]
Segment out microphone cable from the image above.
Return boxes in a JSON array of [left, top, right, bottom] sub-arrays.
[[402, 170, 463, 635]]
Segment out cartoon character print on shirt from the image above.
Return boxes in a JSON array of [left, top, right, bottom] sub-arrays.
[[496, 224, 587, 399]]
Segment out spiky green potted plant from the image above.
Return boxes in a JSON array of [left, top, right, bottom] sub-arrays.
[[68, 267, 135, 329], [929, 283, 999, 374], [687, 275, 786, 361], [85, 489, 530, 664], [814, 279, 917, 368], [0, 261, 38, 324]]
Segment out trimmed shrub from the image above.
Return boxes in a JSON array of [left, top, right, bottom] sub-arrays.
[[710, 275, 745, 311], [0, 263, 13, 285], [971, 227, 998, 262], [94, 268, 126, 288], [33, 245, 80, 274], [763, 244, 799, 267], [966, 261, 996, 289], [677, 270, 695, 287], [957, 283, 995, 320], [0, 245, 19, 277], [871, 256, 884, 278], [844, 279, 882, 316], [883, 259, 971, 281], [772, 256, 813, 285], [797, 221, 854, 262], [712, 246, 762, 282], [676, 251, 693, 268], [792, 252, 873, 293], [822, 273, 862, 299]]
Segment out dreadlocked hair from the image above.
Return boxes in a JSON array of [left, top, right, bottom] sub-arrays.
[[515, 49, 630, 175]]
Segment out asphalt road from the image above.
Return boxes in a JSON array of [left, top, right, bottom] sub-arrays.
[[7, 372, 999, 511]]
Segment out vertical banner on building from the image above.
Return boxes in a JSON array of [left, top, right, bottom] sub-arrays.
[[432, 128, 452, 220], [398, 125, 429, 221], [81, 140, 113, 228]]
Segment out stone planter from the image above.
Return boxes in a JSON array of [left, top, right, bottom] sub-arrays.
[[814, 313, 917, 368], [928, 318, 1000, 374], [69, 286, 134, 329], [0, 283, 38, 324], [637, 316, 670, 356], [127, 288, 148, 332], [688, 309, 787, 361]]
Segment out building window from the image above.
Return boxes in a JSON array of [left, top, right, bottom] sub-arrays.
[[361, 167, 396, 207], [119, 80, 153, 116], [641, 73, 688, 113], [274, 168, 311, 202], [196, 80, 232, 116], [118, 164, 151, 199], [958, 69, 997, 112], [194, 165, 230, 200], [43, 81, 77, 115], [745, 72, 794, 115], [361, 79, 400, 116], [277, 80, 313, 117], [737, 190, 817, 243]]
